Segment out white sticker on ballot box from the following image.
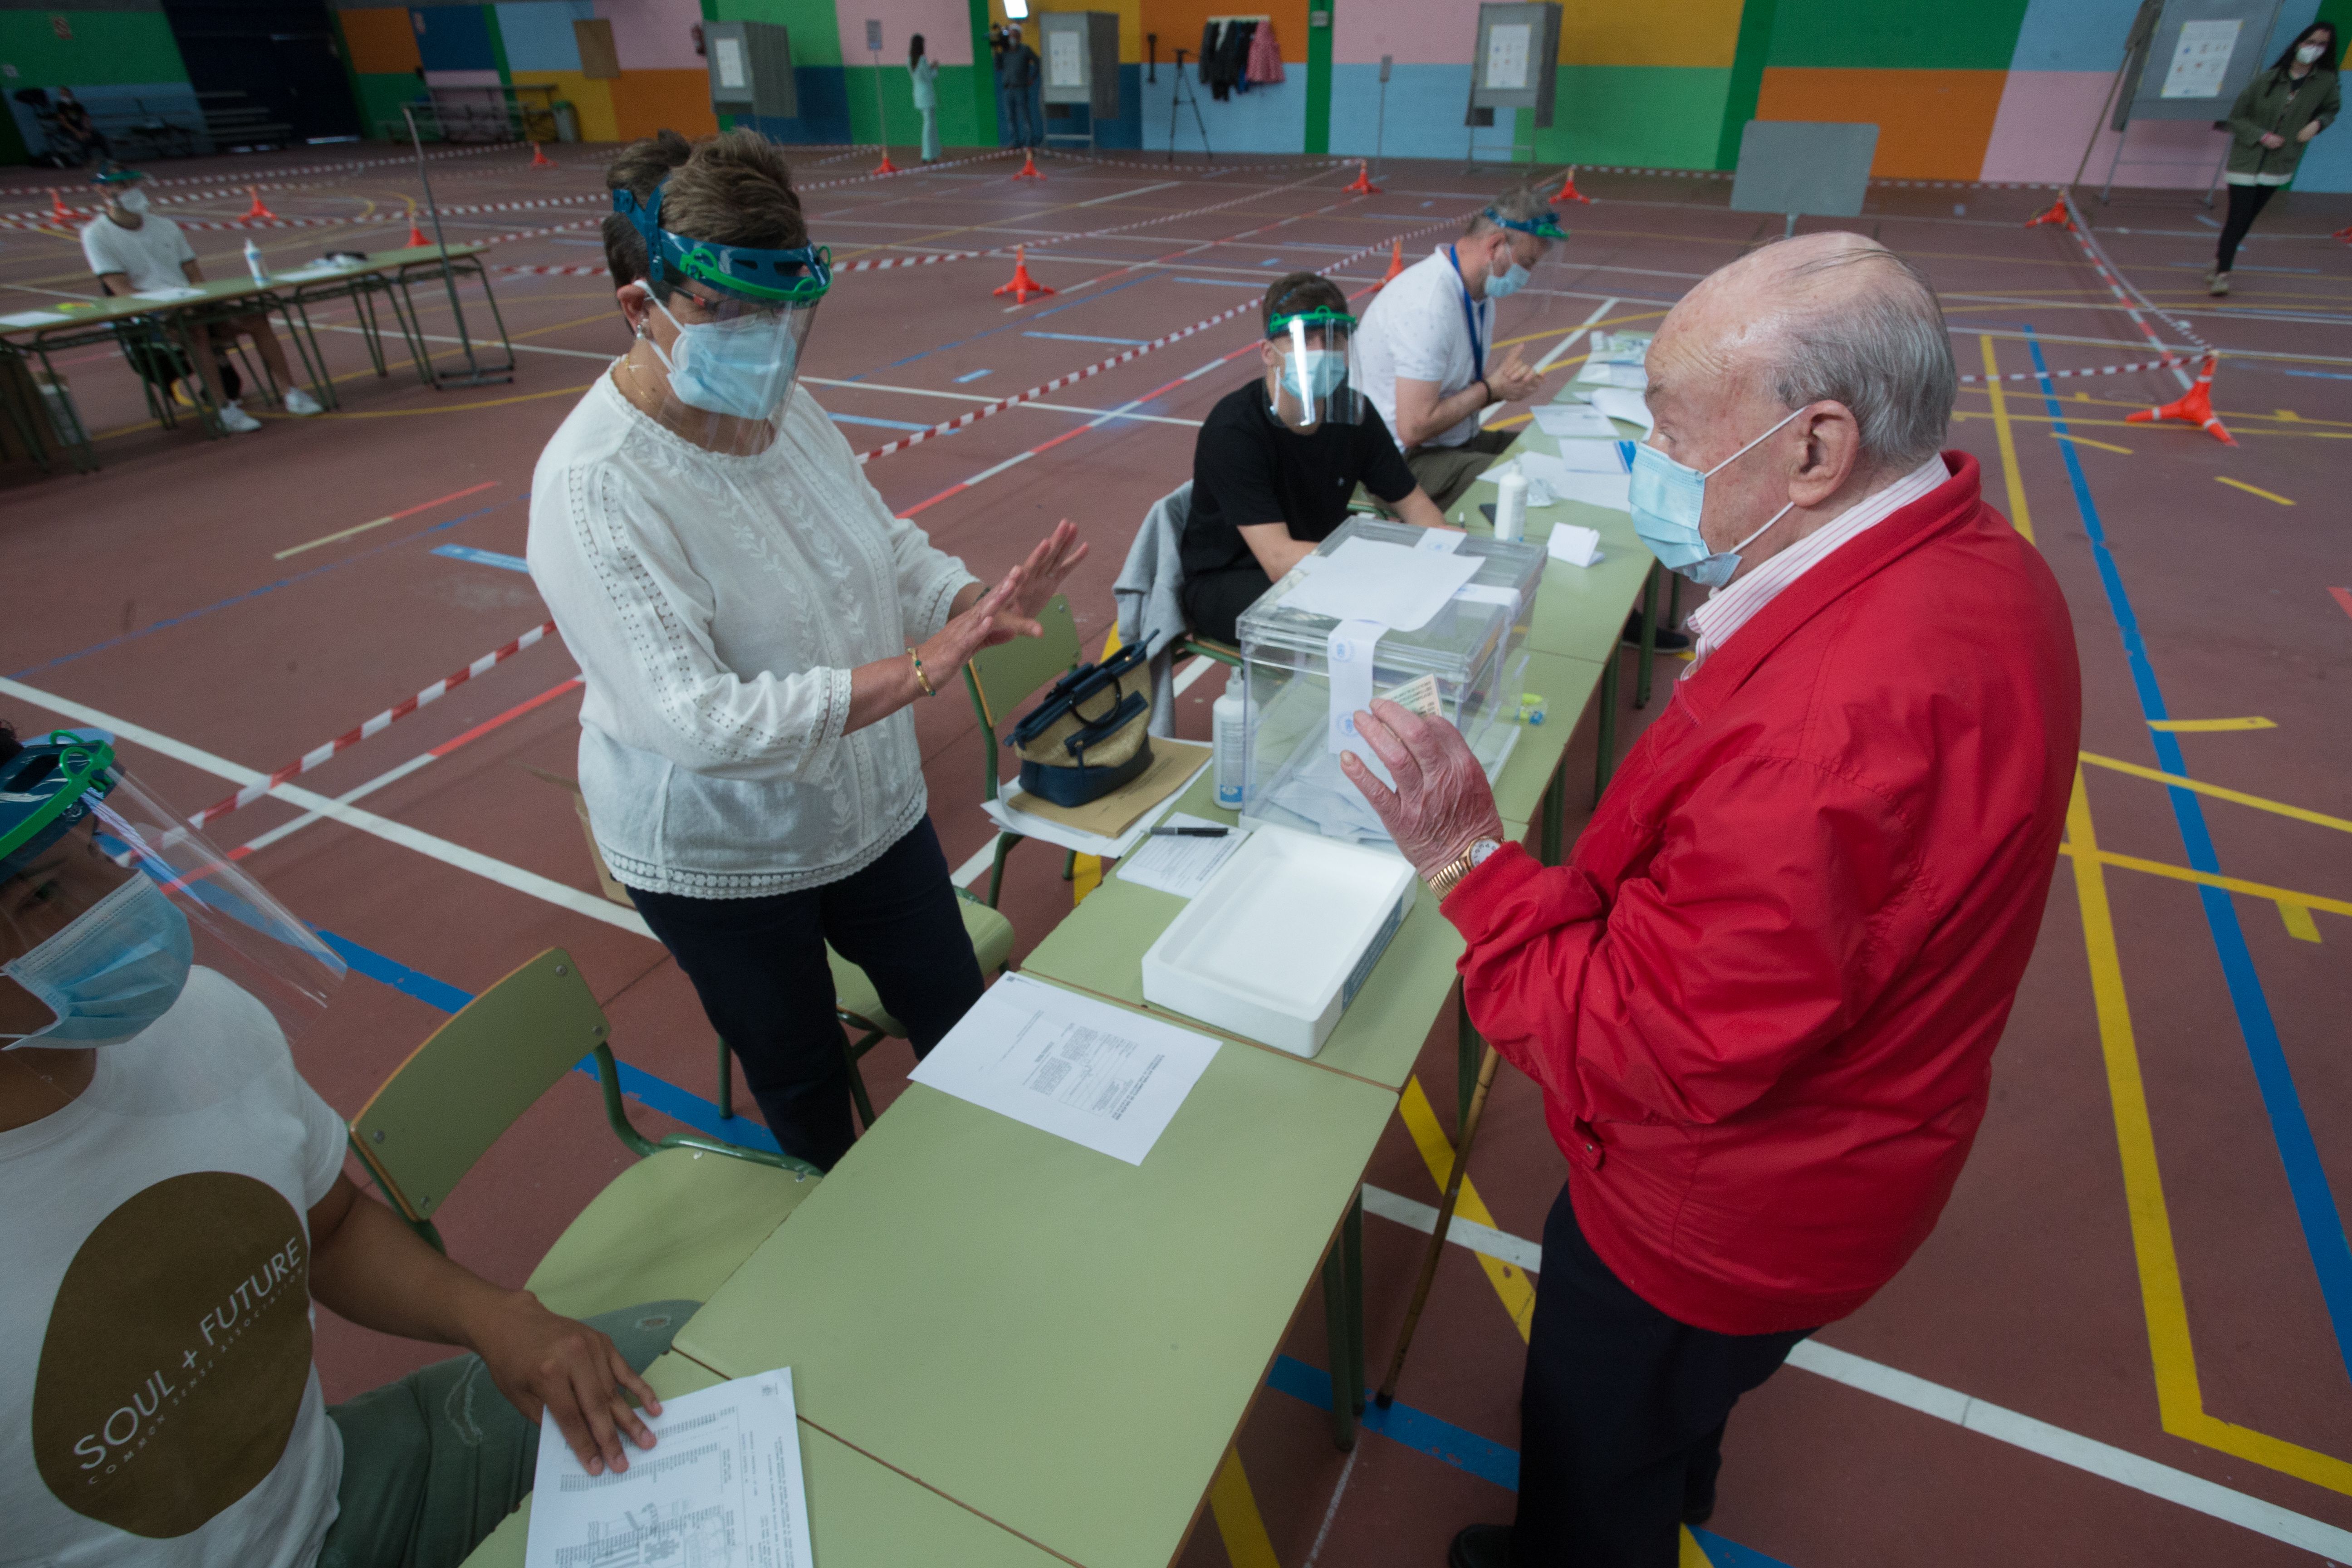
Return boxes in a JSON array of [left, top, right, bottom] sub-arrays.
[[1416, 528, 1465, 553], [1328, 617, 1385, 761]]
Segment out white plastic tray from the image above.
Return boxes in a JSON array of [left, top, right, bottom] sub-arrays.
[[1139, 825, 1416, 1058]]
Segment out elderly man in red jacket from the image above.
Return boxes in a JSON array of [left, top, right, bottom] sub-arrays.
[[1342, 231, 2081, 1568]]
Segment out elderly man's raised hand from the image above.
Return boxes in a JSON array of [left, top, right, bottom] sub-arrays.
[[1486, 347, 1542, 406], [1338, 698, 1505, 884]]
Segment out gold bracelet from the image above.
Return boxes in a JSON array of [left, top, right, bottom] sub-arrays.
[[908, 648, 936, 698]]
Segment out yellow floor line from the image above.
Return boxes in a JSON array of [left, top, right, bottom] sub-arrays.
[[1207, 1446, 1283, 1568], [2078, 751, 2352, 835], [2068, 769, 2352, 1495], [2061, 841, 2352, 920], [1398, 1076, 1538, 1341], [1980, 336, 2034, 545], [1680, 1526, 1715, 1567], [2215, 475, 2294, 505], [2147, 716, 2275, 732], [2051, 430, 2133, 454], [2281, 904, 2324, 943]]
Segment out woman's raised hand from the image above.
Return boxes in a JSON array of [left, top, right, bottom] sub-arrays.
[[919, 564, 1025, 688], [1002, 520, 1088, 628]]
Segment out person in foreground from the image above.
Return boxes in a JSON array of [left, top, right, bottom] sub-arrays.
[[1339, 232, 2081, 1568], [78, 163, 323, 433], [529, 129, 1084, 1173], [0, 723, 678, 1568], [1179, 270, 1450, 643]]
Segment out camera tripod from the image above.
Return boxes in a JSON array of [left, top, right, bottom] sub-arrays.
[[1166, 47, 1211, 165]]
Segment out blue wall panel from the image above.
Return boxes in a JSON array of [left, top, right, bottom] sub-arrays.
[[1143, 69, 1304, 154], [1326, 64, 1524, 162], [493, 0, 593, 73], [411, 5, 498, 73], [750, 66, 853, 144]]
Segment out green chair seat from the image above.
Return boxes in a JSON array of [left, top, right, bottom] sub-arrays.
[[524, 1144, 819, 1321], [828, 895, 1015, 1038]]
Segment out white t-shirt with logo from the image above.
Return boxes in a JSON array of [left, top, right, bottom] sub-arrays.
[[1351, 246, 1494, 451], [0, 966, 347, 1568], [78, 212, 199, 294]]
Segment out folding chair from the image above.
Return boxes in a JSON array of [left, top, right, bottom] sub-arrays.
[[348, 946, 821, 1321]]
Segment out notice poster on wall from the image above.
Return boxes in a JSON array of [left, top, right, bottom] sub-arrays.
[[1484, 22, 1530, 91], [1049, 29, 1083, 87], [713, 36, 745, 89], [2161, 17, 2240, 99]]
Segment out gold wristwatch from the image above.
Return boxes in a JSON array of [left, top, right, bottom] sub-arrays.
[[1427, 838, 1502, 901]]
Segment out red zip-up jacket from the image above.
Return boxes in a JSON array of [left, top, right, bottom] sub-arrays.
[[1443, 454, 2080, 1335]]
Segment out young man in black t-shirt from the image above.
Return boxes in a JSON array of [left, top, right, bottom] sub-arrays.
[[1179, 273, 1452, 643]]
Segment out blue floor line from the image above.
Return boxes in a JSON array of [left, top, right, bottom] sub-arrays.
[[827, 412, 933, 431], [431, 544, 530, 573], [2281, 368, 2352, 380], [1265, 1357, 1794, 1565], [952, 368, 994, 382], [1022, 331, 1148, 345], [14, 495, 522, 678], [319, 928, 781, 1154], [2025, 330, 2352, 1381], [1172, 276, 1272, 288]]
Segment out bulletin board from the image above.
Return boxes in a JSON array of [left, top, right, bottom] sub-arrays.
[[2124, 0, 2285, 122]]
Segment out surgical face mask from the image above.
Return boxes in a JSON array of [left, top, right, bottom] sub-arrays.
[[1628, 405, 1805, 589], [647, 294, 800, 421], [115, 188, 149, 216], [1485, 259, 1531, 299], [1282, 347, 1348, 402], [2298, 41, 2326, 64], [2, 873, 194, 1048]]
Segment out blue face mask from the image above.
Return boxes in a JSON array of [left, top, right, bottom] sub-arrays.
[[1485, 260, 1530, 299], [1628, 406, 1804, 589], [2, 873, 194, 1048], [1282, 348, 1348, 402], [650, 296, 801, 421]]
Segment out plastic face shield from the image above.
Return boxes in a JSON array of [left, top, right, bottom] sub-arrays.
[[0, 731, 344, 1051], [1265, 309, 1364, 432]]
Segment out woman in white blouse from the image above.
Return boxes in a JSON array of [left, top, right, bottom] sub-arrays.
[[529, 129, 1084, 1169]]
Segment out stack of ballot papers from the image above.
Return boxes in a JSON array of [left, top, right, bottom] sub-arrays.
[[525, 1368, 814, 1568], [1532, 402, 1621, 440], [1480, 451, 1630, 512], [1572, 359, 1647, 391], [1585, 387, 1652, 434], [1117, 814, 1250, 897]]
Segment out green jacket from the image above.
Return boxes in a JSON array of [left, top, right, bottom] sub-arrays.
[[2225, 64, 2341, 179]]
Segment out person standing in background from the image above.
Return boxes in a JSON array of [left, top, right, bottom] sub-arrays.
[[2210, 20, 2338, 296], [997, 25, 1039, 148], [909, 34, 939, 162]]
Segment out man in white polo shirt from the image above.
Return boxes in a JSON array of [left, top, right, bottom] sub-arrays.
[[78, 164, 321, 435]]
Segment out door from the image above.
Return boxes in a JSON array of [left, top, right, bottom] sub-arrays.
[[163, 0, 363, 145]]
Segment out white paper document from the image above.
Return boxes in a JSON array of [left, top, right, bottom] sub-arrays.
[[1533, 402, 1620, 439], [1117, 813, 1250, 898], [911, 972, 1220, 1164], [2161, 18, 2239, 99], [131, 285, 206, 303], [0, 309, 65, 328], [1484, 22, 1530, 89], [1550, 471, 1632, 512], [1279, 537, 1481, 632], [524, 1367, 814, 1568], [979, 755, 1208, 860], [1483, 448, 1622, 493], [1548, 524, 1604, 567], [1049, 30, 1083, 86], [1585, 387, 1653, 434], [1573, 360, 1647, 391]]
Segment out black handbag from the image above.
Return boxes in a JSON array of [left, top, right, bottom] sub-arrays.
[[1009, 643, 1154, 807]]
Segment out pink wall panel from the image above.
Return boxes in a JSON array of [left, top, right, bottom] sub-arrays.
[[1334, 5, 1465, 67], [837, 0, 976, 67], [1981, 69, 2228, 189], [597, 0, 705, 72]]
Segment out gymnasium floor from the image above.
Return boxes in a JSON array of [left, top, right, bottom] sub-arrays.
[[0, 141, 2347, 1568]]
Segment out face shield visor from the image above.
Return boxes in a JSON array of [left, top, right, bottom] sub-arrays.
[[0, 731, 344, 1052], [1265, 309, 1363, 432], [615, 184, 829, 437]]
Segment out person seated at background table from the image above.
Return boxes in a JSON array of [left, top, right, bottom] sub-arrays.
[[1178, 271, 1450, 644], [1353, 186, 1683, 653], [50, 88, 110, 164], [1338, 232, 2079, 1568], [78, 163, 322, 434], [0, 721, 680, 1568]]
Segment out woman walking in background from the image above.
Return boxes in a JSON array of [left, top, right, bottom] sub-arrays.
[[2211, 20, 2339, 295], [910, 33, 940, 163]]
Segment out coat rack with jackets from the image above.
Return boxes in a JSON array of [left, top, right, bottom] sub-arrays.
[[1199, 15, 1284, 100]]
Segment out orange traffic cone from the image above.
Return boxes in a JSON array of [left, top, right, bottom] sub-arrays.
[[1343, 160, 1379, 195], [2024, 196, 2072, 230], [1553, 166, 1592, 205], [873, 147, 900, 174], [1013, 149, 1044, 180], [2125, 355, 2234, 446], [1375, 240, 1404, 290], [405, 218, 431, 249], [47, 188, 73, 222], [529, 141, 555, 169], [242, 186, 276, 221], [992, 245, 1055, 304], [2334, 223, 2352, 241]]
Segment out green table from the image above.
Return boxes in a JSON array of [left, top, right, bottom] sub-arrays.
[[673, 980, 1396, 1568], [460, 1353, 1072, 1568]]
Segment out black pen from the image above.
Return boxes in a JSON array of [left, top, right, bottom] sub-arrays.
[[1150, 825, 1228, 838]]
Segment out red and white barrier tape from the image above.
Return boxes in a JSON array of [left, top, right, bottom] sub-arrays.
[[0, 142, 506, 211], [189, 620, 557, 828], [2056, 191, 2210, 374], [1960, 355, 2193, 385]]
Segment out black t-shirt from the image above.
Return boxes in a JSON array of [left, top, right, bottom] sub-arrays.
[[1181, 378, 1418, 583]]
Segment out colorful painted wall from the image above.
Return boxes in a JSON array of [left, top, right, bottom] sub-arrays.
[[333, 0, 717, 144], [0, 5, 205, 164]]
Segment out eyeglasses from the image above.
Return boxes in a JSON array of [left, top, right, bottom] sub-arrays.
[[666, 286, 799, 326]]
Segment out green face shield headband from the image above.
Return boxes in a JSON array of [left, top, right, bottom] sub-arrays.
[[1483, 205, 1568, 242], [613, 183, 832, 307], [0, 730, 117, 877], [1265, 307, 1357, 342]]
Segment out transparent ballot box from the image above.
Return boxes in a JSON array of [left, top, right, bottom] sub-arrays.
[[1235, 519, 1546, 847]]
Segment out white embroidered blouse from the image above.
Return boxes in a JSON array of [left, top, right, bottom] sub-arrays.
[[528, 374, 977, 898]]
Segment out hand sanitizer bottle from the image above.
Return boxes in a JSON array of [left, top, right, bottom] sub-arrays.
[[243, 239, 268, 286]]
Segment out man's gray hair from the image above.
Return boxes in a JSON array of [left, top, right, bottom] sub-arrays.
[[1764, 246, 1955, 470], [1464, 182, 1555, 239]]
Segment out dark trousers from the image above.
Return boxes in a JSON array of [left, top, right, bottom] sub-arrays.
[[2215, 182, 2278, 274], [1513, 1185, 1813, 1566], [627, 818, 985, 1171], [1001, 86, 1037, 146], [1181, 564, 1275, 645]]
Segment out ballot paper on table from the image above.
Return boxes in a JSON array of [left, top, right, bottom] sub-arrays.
[[0, 309, 66, 329], [1586, 387, 1653, 434], [1484, 448, 1623, 487], [1548, 524, 1604, 567], [1548, 471, 1632, 512], [1117, 813, 1250, 898], [1278, 537, 1481, 632], [524, 1367, 813, 1568], [1532, 402, 1622, 440], [130, 285, 206, 303], [911, 971, 1220, 1164], [1573, 359, 1647, 391]]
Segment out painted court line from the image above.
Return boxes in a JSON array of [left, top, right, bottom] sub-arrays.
[[275, 480, 499, 559], [2215, 475, 2294, 505], [952, 368, 992, 382], [431, 544, 531, 573]]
